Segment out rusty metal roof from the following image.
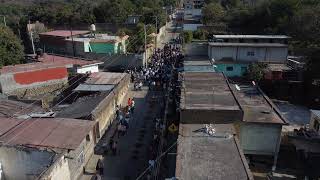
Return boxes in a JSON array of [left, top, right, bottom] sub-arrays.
[[0, 118, 94, 150], [85, 72, 127, 85], [39, 30, 90, 37], [0, 54, 102, 74], [230, 84, 288, 124], [181, 72, 240, 110], [0, 99, 44, 118]]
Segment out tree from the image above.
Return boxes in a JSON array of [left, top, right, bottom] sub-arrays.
[[182, 31, 193, 44], [202, 3, 226, 25], [0, 26, 24, 67], [247, 62, 268, 82]]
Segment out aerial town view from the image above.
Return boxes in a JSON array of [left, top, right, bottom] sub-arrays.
[[0, 0, 319, 179]]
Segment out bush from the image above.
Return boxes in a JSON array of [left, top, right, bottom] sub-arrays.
[[193, 29, 209, 40], [183, 30, 193, 44]]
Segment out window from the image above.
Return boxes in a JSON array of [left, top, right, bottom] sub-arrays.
[[226, 66, 234, 71], [247, 51, 255, 56]]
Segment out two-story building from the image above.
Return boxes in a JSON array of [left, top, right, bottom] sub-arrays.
[[208, 35, 290, 77]]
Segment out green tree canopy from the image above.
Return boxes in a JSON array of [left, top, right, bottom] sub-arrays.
[[0, 26, 24, 67], [202, 3, 226, 25]]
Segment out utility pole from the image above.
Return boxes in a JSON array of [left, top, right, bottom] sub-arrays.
[[144, 24, 147, 68], [154, 16, 158, 50], [28, 20, 35, 55], [1, 15, 6, 27], [0, 15, 6, 26]]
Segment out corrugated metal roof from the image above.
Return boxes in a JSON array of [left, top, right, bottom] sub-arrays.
[[86, 72, 127, 85], [40, 30, 90, 37], [209, 42, 288, 47], [213, 35, 290, 39], [0, 54, 102, 74], [74, 84, 114, 92], [0, 118, 94, 150], [0, 99, 44, 118]]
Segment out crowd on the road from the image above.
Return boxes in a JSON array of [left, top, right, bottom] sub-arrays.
[[96, 43, 183, 179]]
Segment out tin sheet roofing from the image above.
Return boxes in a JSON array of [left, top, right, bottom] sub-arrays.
[[230, 84, 287, 124], [40, 30, 90, 37], [213, 35, 290, 39], [74, 84, 114, 92], [0, 118, 94, 150], [0, 99, 44, 118], [176, 124, 253, 180], [85, 72, 127, 85], [209, 42, 288, 47], [38, 54, 103, 68], [0, 54, 102, 74], [180, 72, 240, 110]]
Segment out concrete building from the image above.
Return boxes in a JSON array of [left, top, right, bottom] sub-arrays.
[[0, 117, 95, 180], [180, 72, 243, 124], [230, 83, 288, 170], [56, 72, 130, 141], [0, 54, 102, 97], [40, 30, 129, 58], [182, 56, 215, 72], [208, 35, 290, 77], [183, 0, 204, 31], [176, 124, 253, 180], [177, 71, 253, 179]]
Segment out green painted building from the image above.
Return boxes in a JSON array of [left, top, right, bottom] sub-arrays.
[[214, 63, 249, 77]]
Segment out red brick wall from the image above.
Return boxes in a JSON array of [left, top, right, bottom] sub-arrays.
[[14, 67, 68, 85]]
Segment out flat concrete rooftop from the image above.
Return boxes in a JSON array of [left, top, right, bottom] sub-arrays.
[[176, 124, 253, 180], [181, 72, 240, 110], [230, 84, 288, 124], [180, 72, 243, 124]]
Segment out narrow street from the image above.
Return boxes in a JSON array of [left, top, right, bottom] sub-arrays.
[[103, 87, 164, 180]]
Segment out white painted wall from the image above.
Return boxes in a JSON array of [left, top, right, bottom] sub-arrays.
[[76, 65, 99, 74], [209, 46, 288, 62], [0, 146, 55, 180], [239, 123, 282, 155], [183, 24, 203, 31]]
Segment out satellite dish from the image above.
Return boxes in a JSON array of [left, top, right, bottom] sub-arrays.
[[252, 81, 256, 86], [211, 58, 215, 62], [235, 84, 241, 91], [213, 65, 217, 68]]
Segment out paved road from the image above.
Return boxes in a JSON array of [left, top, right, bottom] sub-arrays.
[[103, 86, 164, 180]]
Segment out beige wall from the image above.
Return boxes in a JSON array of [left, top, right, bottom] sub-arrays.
[[0, 146, 56, 180], [92, 74, 130, 136], [40, 155, 71, 180]]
